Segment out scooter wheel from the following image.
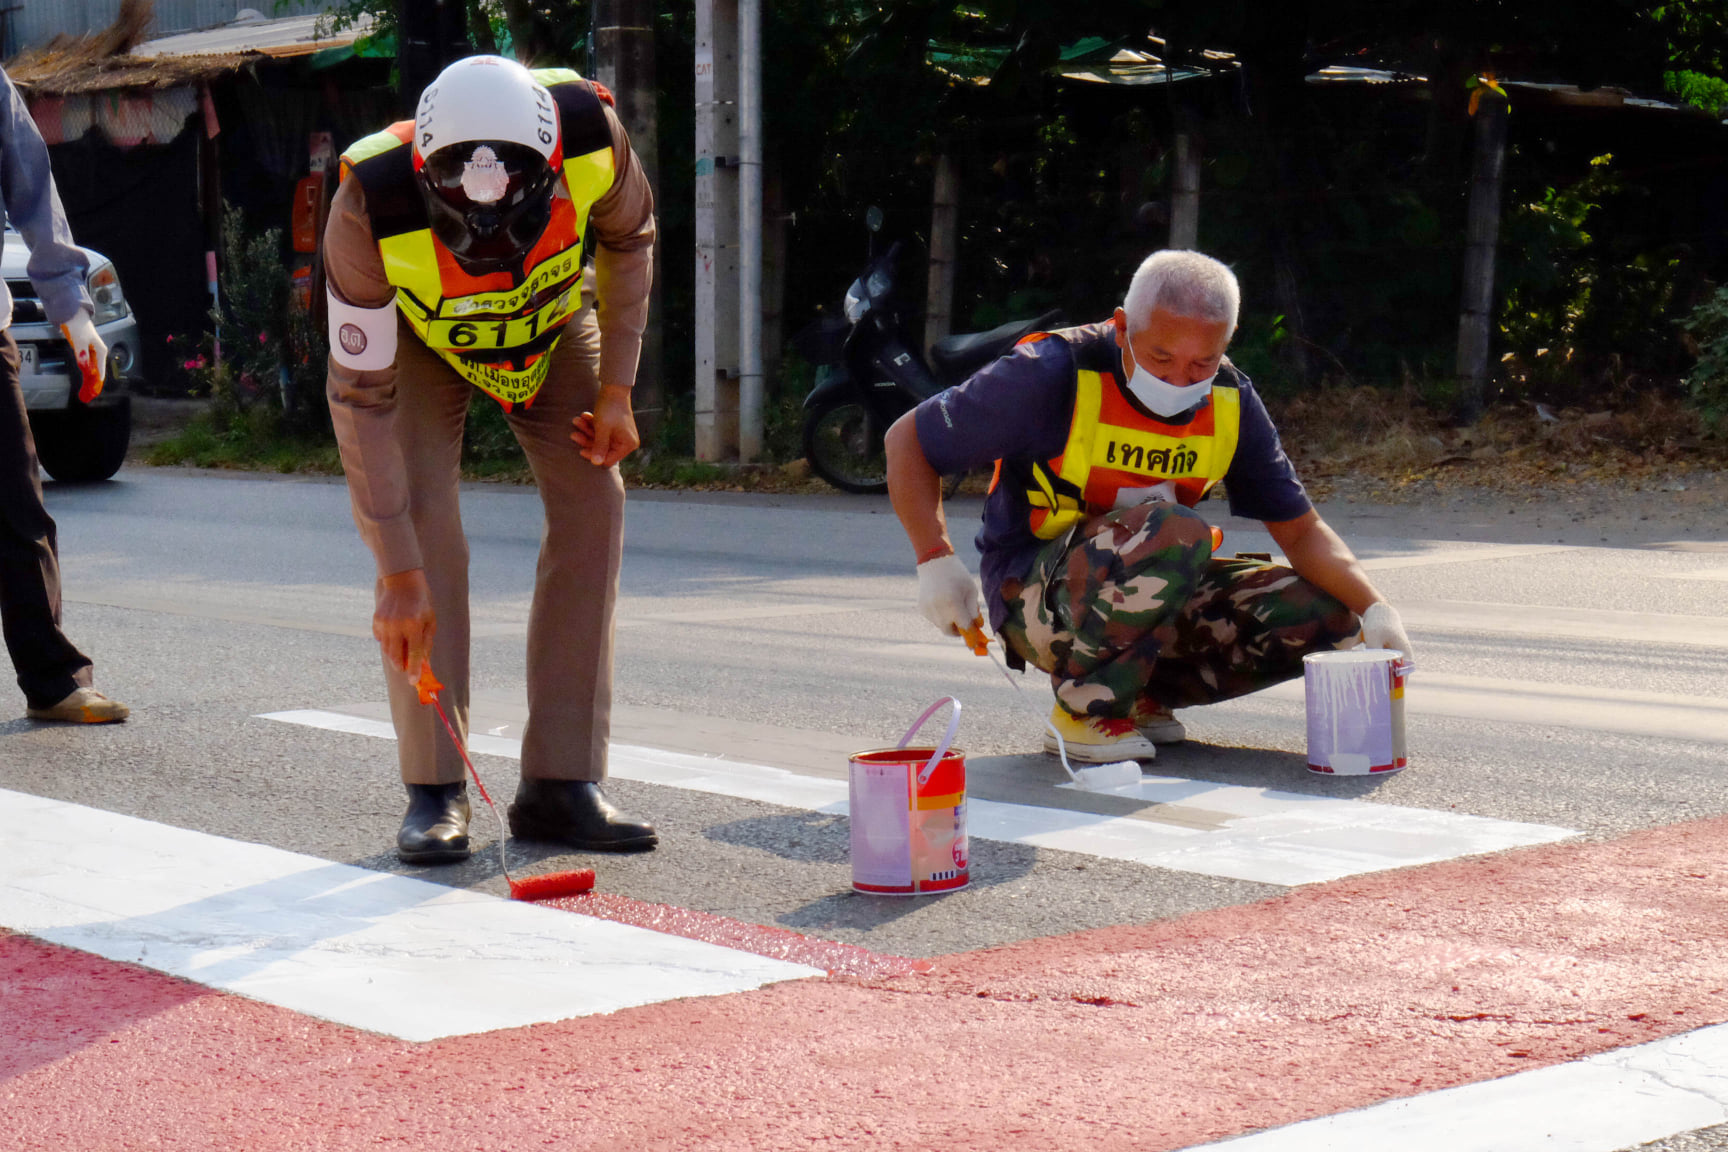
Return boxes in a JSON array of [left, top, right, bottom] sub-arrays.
[[803, 397, 889, 495]]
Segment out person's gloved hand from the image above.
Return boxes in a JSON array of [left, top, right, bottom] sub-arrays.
[[918, 552, 983, 642], [60, 311, 107, 403], [1360, 601, 1415, 670]]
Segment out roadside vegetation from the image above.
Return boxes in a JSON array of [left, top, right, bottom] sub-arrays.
[[148, 3, 1728, 504]]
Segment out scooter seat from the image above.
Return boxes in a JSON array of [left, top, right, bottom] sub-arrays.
[[929, 309, 1063, 383]]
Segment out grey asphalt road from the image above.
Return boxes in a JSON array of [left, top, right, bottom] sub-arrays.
[[4, 466, 1726, 972]]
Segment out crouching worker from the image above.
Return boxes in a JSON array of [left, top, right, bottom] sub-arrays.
[[885, 250, 1414, 763], [323, 55, 657, 862]]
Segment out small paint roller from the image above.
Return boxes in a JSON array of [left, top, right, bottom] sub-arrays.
[[961, 622, 1144, 793], [413, 663, 597, 901]]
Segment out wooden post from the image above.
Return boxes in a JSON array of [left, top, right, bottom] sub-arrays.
[[1169, 130, 1200, 249], [924, 151, 960, 358], [1456, 100, 1508, 423]]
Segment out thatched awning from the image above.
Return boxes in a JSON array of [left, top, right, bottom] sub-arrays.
[[6, 0, 373, 97]]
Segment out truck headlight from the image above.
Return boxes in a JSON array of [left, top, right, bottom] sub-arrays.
[[89, 262, 130, 325]]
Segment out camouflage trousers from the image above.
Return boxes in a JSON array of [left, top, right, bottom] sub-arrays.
[[998, 502, 1360, 719]]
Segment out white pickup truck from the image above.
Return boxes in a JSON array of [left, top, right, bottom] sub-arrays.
[[10, 228, 141, 482]]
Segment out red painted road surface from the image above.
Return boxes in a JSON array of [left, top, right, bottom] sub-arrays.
[[7, 815, 1728, 1150]]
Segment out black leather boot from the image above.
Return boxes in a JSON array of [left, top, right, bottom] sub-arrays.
[[397, 782, 472, 864], [507, 779, 657, 852]]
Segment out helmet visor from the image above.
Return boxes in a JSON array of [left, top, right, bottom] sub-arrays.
[[420, 141, 559, 266]]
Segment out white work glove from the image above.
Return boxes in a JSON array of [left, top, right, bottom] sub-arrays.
[[60, 311, 107, 403], [1360, 601, 1415, 671], [917, 552, 983, 641]]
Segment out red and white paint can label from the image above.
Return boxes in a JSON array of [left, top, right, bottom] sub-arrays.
[[848, 747, 970, 895]]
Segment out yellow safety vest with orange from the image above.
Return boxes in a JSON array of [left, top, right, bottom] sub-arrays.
[[1010, 325, 1242, 540], [337, 68, 616, 410]]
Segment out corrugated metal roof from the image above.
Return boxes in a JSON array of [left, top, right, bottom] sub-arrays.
[[8, 0, 334, 54], [131, 10, 372, 59]]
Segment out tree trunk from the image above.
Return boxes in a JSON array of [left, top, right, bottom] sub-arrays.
[[594, 0, 663, 441], [1455, 101, 1508, 423], [924, 151, 960, 358]]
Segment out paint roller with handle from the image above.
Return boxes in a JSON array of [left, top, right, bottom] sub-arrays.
[[413, 663, 597, 902], [961, 621, 1144, 793]]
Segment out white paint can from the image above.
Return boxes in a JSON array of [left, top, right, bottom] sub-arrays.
[[1303, 649, 1408, 775]]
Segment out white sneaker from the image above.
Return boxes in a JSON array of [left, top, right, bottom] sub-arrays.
[[1132, 701, 1187, 744], [1042, 704, 1158, 762]]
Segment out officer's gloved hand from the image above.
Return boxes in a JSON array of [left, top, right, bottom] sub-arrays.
[[60, 311, 107, 403], [917, 552, 983, 641], [1360, 601, 1415, 671]]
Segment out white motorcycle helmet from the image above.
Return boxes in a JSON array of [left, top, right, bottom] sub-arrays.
[[413, 56, 562, 269]]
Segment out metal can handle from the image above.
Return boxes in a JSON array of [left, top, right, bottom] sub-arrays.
[[896, 696, 962, 787]]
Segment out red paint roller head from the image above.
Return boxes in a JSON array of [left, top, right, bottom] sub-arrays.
[[507, 870, 597, 901]]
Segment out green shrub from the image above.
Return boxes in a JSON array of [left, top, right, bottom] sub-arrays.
[[1682, 285, 1728, 432]]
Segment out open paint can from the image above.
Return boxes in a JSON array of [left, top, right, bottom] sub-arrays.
[[1304, 649, 1408, 775], [848, 697, 969, 895]]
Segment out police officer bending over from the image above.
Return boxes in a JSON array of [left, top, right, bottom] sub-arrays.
[[324, 55, 656, 862], [887, 250, 1414, 762]]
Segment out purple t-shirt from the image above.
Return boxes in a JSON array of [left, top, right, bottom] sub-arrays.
[[913, 321, 1312, 631]]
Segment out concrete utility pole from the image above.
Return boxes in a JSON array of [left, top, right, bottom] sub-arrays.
[[694, 0, 739, 460], [736, 0, 763, 461], [594, 0, 663, 442], [1456, 99, 1508, 423]]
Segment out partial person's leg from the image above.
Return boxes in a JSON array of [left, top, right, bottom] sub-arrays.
[[0, 329, 97, 711], [501, 312, 653, 850], [503, 313, 620, 782], [1139, 556, 1359, 709], [378, 330, 474, 788], [1000, 502, 1214, 720]]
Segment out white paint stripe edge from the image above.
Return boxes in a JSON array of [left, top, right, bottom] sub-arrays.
[[260, 711, 1576, 888], [0, 787, 822, 1042], [1196, 1020, 1728, 1151]]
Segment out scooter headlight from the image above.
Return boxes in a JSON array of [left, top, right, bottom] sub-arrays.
[[843, 278, 868, 323]]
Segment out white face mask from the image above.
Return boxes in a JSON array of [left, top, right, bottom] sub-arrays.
[[1122, 337, 1217, 418]]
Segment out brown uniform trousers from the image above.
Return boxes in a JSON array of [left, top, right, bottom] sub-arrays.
[[378, 310, 622, 786]]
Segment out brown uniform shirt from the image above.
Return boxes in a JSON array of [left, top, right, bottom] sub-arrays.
[[324, 102, 655, 577]]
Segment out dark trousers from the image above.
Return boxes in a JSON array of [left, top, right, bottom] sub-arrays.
[[0, 329, 92, 708]]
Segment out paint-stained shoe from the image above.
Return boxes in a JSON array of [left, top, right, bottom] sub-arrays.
[[26, 687, 128, 724], [1042, 704, 1158, 763], [508, 779, 657, 852], [1132, 699, 1187, 744], [397, 782, 472, 864]]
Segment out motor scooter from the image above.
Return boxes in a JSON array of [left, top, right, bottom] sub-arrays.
[[794, 213, 1060, 494]]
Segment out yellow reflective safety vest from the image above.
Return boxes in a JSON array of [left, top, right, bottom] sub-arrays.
[[1010, 325, 1241, 540], [337, 69, 616, 410]]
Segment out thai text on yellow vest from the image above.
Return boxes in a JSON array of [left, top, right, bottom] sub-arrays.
[[1025, 355, 1241, 540]]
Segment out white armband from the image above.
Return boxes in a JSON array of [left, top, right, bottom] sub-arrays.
[[328, 289, 398, 371]]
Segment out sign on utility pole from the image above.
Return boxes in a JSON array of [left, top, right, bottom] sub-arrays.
[[694, 0, 739, 460]]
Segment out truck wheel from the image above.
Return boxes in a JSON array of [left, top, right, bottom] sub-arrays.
[[30, 395, 132, 483]]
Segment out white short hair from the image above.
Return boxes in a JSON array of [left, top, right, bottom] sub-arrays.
[[1123, 250, 1240, 338]]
